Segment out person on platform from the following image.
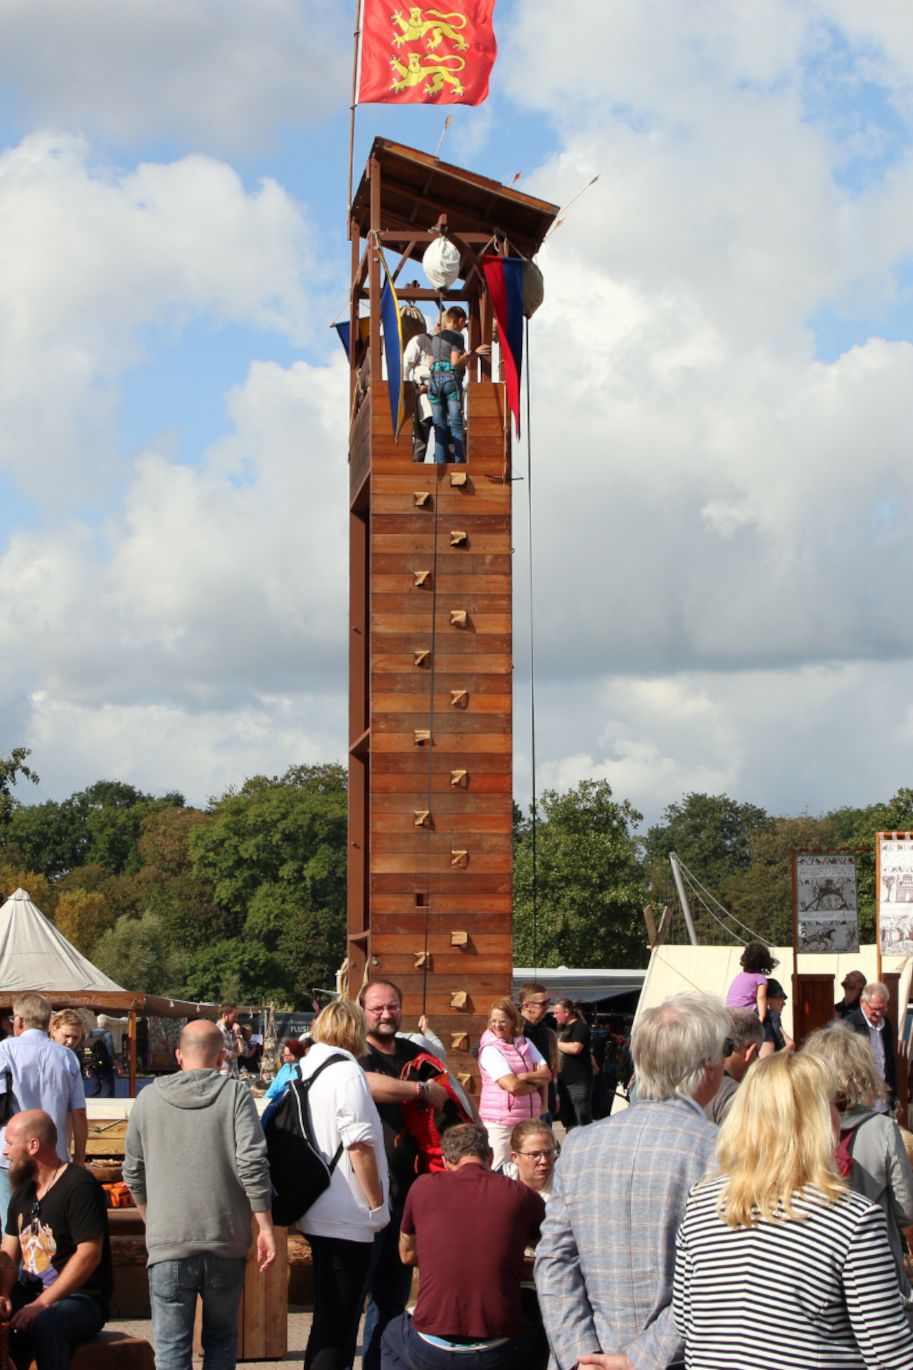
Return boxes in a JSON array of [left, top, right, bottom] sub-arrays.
[[835, 970, 867, 1020], [846, 982, 897, 1112], [703, 1007, 764, 1125], [552, 999, 594, 1130], [725, 940, 776, 1023], [535, 992, 728, 1370], [355, 980, 451, 1370], [403, 322, 434, 462], [0, 995, 87, 1227], [427, 307, 490, 465], [478, 1000, 551, 1168], [758, 979, 795, 1058], [381, 1122, 544, 1370], [122, 1018, 276, 1370], [0, 1110, 112, 1369], [517, 983, 558, 1121]]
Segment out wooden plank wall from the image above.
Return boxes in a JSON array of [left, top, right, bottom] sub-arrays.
[[362, 379, 512, 1092]]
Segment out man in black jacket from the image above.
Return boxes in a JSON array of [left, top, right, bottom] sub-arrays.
[[846, 981, 897, 1110]]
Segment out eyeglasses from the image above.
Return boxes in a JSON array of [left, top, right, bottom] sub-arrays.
[[364, 1004, 401, 1015], [523, 999, 550, 1008], [517, 1149, 555, 1161]]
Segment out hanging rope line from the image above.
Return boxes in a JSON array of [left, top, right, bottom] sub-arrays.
[[673, 856, 764, 945], [523, 315, 540, 976], [421, 482, 443, 1014]]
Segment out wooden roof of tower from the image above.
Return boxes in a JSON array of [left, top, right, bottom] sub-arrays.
[[351, 138, 559, 260]]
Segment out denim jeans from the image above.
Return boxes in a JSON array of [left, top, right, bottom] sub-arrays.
[[359, 1207, 414, 1369], [381, 1312, 538, 1370], [148, 1253, 246, 1370], [429, 379, 465, 462], [11, 1288, 106, 1370]]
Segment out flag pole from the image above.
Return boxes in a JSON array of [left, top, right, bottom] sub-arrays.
[[347, 0, 362, 218]]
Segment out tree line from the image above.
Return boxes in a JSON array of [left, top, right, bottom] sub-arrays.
[[2, 749, 912, 1004]]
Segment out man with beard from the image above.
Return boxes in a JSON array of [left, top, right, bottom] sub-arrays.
[[0, 1110, 111, 1368], [355, 980, 450, 1369]]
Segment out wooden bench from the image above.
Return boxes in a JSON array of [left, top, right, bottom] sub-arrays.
[[21, 1329, 154, 1369]]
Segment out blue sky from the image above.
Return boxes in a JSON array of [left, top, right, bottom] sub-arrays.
[[3, 0, 913, 827]]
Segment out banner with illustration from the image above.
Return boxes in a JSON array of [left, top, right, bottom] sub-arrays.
[[878, 833, 913, 955], [795, 852, 858, 953]]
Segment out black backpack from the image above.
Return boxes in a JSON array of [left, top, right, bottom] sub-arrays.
[[262, 1053, 348, 1226]]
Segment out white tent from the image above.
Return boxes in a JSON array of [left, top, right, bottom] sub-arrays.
[[0, 887, 124, 994]]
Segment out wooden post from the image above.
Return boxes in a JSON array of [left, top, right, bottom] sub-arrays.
[[127, 1010, 137, 1098]]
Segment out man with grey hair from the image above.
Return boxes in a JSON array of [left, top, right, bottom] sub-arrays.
[[0, 994, 87, 1226], [536, 992, 729, 1370], [846, 981, 897, 1113], [704, 1007, 764, 1125]]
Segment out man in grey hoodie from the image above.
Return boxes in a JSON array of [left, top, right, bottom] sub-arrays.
[[123, 1019, 276, 1370]]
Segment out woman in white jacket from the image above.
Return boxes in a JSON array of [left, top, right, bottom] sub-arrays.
[[298, 999, 389, 1370]]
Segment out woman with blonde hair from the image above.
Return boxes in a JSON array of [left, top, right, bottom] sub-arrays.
[[478, 998, 551, 1167], [49, 1009, 84, 1051], [296, 998, 389, 1370], [804, 1023, 913, 1302], [674, 1052, 913, 1367]]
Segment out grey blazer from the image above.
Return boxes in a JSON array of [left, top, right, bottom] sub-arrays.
[[535, 1096, 717, 1370]]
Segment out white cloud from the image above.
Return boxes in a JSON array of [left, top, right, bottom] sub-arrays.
[[0, 134, 316, 507], [0, 0, 349, 153]]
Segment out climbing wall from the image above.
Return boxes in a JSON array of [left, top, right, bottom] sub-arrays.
[[348, 381, 513, 1091]]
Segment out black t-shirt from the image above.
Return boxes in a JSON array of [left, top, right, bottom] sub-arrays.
[[558, 1019, 592, 1086], [359, 1037, 424, 1206], [403, 1165, 544, 1338], [520, 1018, 553, 1065], [6, 1165, 113, 1308]]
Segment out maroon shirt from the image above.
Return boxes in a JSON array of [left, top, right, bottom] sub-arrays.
[[402, 1163, 545, 1338]]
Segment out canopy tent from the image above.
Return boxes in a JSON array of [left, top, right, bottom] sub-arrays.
[[512, 966, 645, 1007], [0, 887, 124, 993], [0, 888, 226, 1093]]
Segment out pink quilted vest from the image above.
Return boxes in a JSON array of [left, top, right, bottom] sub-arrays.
[[478, 1028, 542, 1125]]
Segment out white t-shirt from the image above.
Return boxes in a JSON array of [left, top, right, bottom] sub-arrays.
[[296, 1041, 390, 1242], [479, 1038, 545, 1082]]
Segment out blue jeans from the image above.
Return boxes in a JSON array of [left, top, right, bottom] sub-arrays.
[[11, 1288, 106, 1370], [360, 1208, 414, 1369], [148, 1253, 246, 1370], [381, 1313, 537, 1370], [429, 379, 464, 463]]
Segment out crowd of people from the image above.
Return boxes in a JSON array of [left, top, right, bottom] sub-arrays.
[[1, 971, 912, 1369]]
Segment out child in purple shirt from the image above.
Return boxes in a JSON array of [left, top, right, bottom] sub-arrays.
[[726, 941, 777, 1022]]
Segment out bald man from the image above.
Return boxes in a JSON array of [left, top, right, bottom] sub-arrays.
[[123, 1019, 276, 1370], [0, 1109, 112, 1368]]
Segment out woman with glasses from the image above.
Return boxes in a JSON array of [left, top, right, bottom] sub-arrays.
[[674, 1052, 913, 1368], [479, 1000, 551, 1168], [500, 1119, 557, 1199]]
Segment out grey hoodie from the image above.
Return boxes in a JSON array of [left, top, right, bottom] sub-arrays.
[[123, 1068, 272, 1264]]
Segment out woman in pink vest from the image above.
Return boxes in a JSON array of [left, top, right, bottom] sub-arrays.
[[478, 999, 552, 1167]]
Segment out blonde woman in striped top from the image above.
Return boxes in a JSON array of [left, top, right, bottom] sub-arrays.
[[673, 1053, 913, 1369]]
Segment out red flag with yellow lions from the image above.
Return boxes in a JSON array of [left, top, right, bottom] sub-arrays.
[[358, 1, 497, 106]]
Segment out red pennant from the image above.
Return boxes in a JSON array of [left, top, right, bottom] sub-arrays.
[[358, 1, 497, 106]]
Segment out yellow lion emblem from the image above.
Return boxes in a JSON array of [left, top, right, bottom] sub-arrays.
[[390, 50, 466, 96], [391, 7, 469, 51]]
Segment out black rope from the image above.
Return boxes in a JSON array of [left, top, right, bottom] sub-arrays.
[[421, 477, 442, 1013], [524, 315, 539, 976]]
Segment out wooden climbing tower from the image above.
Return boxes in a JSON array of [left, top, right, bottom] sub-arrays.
[[346, 140, 557, 1092]]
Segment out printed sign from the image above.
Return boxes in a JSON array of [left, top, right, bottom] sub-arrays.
[[878, 834, 913, 955], [795, 852, 858, 953]]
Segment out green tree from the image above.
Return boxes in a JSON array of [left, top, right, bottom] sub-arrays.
[[644, 792, 772, 906], [182, 940, 290, 1006], [93, 911, 184, 994], [0, 748, 38, 826], [513, 779, 646, 968], [721, 814, 840, 947], [0, 863, 56, 916], [3, 797, 89, 878], [187, 764, 348, 1006]]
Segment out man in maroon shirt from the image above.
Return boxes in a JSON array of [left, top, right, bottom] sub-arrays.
[[380, 1123, 544, 1369]]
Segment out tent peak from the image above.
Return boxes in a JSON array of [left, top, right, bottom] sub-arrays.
[[8, 889, 30, 901]]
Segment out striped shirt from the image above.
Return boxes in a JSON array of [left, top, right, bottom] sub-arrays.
[[674, 1176, 913, 1369]]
